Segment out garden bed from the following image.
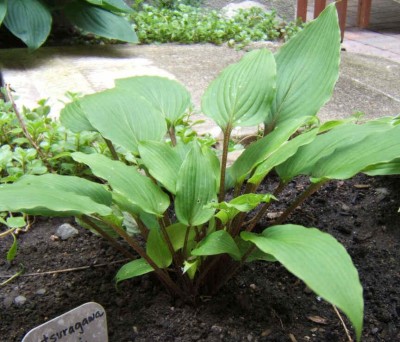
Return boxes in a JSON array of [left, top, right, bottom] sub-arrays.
[[1, 173, 399, 341]]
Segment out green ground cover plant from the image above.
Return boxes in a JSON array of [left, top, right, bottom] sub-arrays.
[[0, 0, 137, 49], [2, 5, 400, 340], [132, 4, 302, 47]]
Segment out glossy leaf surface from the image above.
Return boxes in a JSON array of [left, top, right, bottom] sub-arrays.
[[72, 152, 169, 216], [116, 76, 191, 126], [175, 143, 218, 226], [4, 0, 52, 49], [202, 48, 276, 130], [65, 1, 137, 43], [269, 4, 340, 125]]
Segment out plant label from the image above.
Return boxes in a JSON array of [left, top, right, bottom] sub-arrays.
[[22, 302, 108, 342]]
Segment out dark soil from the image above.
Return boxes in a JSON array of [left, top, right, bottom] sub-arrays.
[[1, 174, 400, 341]]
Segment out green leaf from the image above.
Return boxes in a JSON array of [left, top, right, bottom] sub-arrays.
[[146, 228, 172, 268], [0, 0, 7, 25], [72, 152, 169, 216], [138, 141, 183, 193], [115, 76, 191, 126], [4, 0, 52, 49], [241, 225, 363, 341], [310, 124, 400, 180], [269, 4, 340, 125], [166, 223, 195, 251], [60, 100, 96, 133], [5, 216, 26, 228], [6, 233, 18, 262], [17, 174, 112, 206], [79, 88, 167, 154], [64, 1, 138, 43], [101, 0, 134, 13], [175, 143, 218, 226], [192, 230, 241, 260], [0, 177, 112, 217], [202, 48, 276, 130], [249, 128, 318, 184], [229, 116, 312, 185], [115, 258, 153, 284], [210, 193, 275, 224], [363, 158, 400, 176], [276, 121, 393, 182]]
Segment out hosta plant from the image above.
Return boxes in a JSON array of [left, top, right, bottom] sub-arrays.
[[0, 0, 137, 49], [3, 5, 400, 340]]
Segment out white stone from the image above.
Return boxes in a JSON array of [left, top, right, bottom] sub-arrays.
[[222, 1, 268, 18], [22, 302, 108, 342], [14, 295, 27, 306], [56, 223, 79, 240]]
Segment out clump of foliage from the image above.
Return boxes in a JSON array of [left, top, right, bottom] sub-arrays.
[[132, 4, 302, 48], [4, 6, 400, 340], [0, 0, 137, 49], [0, 93, 106, 183]]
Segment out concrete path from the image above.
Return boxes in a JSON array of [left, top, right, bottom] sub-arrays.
[[1, 43, 399, 131]]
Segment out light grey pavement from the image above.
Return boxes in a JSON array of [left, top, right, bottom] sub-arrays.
[[1, 42, 399, 130]]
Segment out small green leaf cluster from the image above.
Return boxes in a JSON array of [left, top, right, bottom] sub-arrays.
[[132, 4, 302, 47], [0, 0, 137, 49], [0, 97, 104, 183]]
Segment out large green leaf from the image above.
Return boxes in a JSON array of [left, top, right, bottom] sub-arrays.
[[79, 88, 167, 154], [115, 258, 153, 284], [311, 123, 400, 180], [241, 225, 363, 341], [276, 121, 394, 182], [146, 228, 172, 268], [138, 141, 183, 193], [202, 48, 276, 130], [4, 0, 52, 49], [268, 4, 340, 125], [192, 230, 241, 260], [116, 76, 191, 126], [17, 174, 112, 206], [0, 0, 7, 25], [64, 1, 137, 43], [60, 100, 96, 133], [0, 175, 112, 217], [72, 152, 169, 216], [249, 128, 318, 184], [229, 116, 312, 185], [175, 143, 218, 226]]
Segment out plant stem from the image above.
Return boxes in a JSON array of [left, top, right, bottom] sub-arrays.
[[5, 84, 54, 172], [80, 216, 136, 259], [92, 215, 187, 299], [169, 126, 177, 146], [104, 138, 119, 160], [273, 180, 327, 225], [218, 125, 233, 203], [243, 180, 286, 232]]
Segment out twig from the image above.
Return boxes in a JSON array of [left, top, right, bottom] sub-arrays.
[[0, 259, 129, 279], [332, 305, 353, 342], [0, 268, 24, 286], [5, 84, 54, 172]]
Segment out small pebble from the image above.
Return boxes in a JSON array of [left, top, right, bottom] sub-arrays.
[[36, 288, 46, 295], [56, 223, 79, 240], [211, 325, 223, 333], [14, 295, 27, 306]]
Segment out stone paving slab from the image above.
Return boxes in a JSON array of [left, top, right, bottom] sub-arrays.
[[0, 43, 400, 137]]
